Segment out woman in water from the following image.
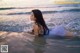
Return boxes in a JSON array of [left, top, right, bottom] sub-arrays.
[[29, 9, 76, 38]]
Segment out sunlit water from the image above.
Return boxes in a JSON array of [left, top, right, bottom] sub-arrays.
[[0, 4, 80, 53]]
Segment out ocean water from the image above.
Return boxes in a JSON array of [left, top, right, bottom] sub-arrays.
[[0, 4, 80, 53], [0, 5, 80, 34]]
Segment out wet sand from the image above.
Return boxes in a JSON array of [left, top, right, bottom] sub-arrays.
[[0, 31, 80, 53]]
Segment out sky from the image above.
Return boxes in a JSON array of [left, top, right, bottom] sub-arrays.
[[0, 0, 80, 7]]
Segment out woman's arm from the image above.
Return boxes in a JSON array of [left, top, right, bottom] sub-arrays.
[[33, 24, 39, 36], [27, 24, 39, 36], [28, 23, 44, 37]]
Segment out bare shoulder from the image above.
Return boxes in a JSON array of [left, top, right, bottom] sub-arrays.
[[34, 24, 39, 29]]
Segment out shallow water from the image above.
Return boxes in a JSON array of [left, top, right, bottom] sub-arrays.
[[0, 6, 80, 53], [0, 31, 80, 53]]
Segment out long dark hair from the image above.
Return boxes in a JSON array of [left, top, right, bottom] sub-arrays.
[[32, 9, 49, 35]]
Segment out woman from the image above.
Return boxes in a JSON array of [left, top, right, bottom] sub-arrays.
[[30, 9, 49, 37], [29, 9, 76, 38]]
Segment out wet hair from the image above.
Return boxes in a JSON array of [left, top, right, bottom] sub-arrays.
[[32, 9, 49, 35]]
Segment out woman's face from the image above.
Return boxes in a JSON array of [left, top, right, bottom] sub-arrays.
[[30, 12, 36, 21]]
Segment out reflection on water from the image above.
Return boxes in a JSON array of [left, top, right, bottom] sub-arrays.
[[33, 37, 46, 53], [0, 31, 8, 45], [0, 31, 80, 53]]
